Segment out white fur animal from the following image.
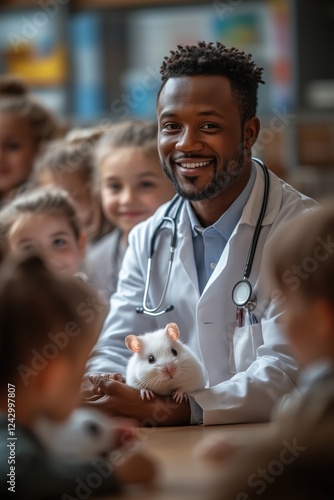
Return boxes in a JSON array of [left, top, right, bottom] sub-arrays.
[[125, 323, 206, 402], [34, 408, 116, 460]]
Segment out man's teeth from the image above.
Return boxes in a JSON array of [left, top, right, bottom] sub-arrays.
[[179, 161, 211, 169]]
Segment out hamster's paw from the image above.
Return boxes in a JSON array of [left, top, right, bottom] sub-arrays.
[[140, 389, 155, 400], [172, 390, 188, 404]]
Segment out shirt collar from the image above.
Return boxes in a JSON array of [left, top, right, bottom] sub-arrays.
[[187, 163, 256, 239]]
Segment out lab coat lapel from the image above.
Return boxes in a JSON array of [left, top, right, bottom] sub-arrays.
[[201, 163, 283, 294]]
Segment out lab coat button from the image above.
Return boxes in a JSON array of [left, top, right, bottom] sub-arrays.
[[210, 262, 216, 269]]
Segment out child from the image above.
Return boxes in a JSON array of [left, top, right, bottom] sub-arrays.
[[0, 186, 86, 277], [87, 119, 175, 298], [196, 206, 334, 498], [207, 420, 334, 500], [0, 253, 156, 499], [33, 127, 113, 245], [197, 205, 334, 445], [268, 204, 334, 431], [0, 75, 62, 204]]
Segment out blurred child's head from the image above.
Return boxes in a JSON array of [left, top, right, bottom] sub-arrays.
[[0, 186, 86, 275], [271, 206, 334, 367], [211, 421, 334, 500], [33, 127, 112, 243], [0, 76, 62, 199], [0, 253, 107, 424], [95, 119, 175, 243]]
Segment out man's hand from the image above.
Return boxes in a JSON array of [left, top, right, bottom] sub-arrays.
[[85, 374, 191, 427], [80, 373, 125, 402]]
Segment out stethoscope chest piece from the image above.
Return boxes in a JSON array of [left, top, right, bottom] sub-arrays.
[[232, 279, 257, 311]]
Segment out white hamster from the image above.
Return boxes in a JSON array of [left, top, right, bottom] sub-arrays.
[[125, 322, 206, 402]]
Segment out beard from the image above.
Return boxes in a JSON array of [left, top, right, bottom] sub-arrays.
[[161, 149, 245, 202]]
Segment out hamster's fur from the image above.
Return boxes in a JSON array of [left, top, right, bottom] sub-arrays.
[[125, 323, 206, 402]]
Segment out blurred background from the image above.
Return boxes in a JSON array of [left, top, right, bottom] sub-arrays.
[[0, 0, 333, 199]]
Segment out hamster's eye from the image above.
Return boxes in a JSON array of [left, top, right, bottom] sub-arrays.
[[171, 348, 178, 356], [148, 355, 156, 364]]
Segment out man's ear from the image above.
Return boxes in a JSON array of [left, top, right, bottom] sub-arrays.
[[243, 116, 260, 149]]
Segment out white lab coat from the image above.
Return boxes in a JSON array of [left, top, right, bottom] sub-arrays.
[[85, 163, 318, 425]]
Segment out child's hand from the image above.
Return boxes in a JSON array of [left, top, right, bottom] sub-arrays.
[[111, 417, 140, 448], [113, 450, 157, 485]]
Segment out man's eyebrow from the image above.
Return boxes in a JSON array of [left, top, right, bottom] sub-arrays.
[[197, 110, 227, 119], [159, 110, 227, 120], [158, 111, 177, 121]]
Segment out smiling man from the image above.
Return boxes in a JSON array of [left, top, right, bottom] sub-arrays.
[[83, 42, 317, 426]]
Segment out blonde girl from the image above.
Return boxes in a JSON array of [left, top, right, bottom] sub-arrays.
[[0, 186, 86, 276], [33, 127, 113, 245], [88, 119, 175, 298]]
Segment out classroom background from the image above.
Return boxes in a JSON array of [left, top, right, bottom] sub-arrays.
[[0, 0, 333, 200]]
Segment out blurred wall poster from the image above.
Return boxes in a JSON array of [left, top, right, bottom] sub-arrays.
[[124, 0, 293, 120], [69, 12, 104, 121], [0, 7, 68, 114]]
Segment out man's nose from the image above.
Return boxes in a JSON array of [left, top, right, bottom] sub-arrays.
[[176, 127, 203, 153]]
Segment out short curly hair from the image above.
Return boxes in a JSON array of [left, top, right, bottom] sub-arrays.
[[158, 41, 264, 124]]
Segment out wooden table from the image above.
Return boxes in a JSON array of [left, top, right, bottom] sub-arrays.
[[102, 423, 272, 500]]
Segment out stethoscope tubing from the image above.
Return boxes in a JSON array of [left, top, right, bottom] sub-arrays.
[[136, 158, 269, 315], [243, 158, 270, 279]]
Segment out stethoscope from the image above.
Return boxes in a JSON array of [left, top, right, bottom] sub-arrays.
[[136, 157, 270, 317]]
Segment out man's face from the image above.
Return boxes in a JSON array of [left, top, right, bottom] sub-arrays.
[[157, 75, 246, 202]]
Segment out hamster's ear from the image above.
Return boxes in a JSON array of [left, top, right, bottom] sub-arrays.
[[166, 323, 180, 342], [125, 335, 142, 353]]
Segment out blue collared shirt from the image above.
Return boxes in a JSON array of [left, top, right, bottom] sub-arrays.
[[187, 165, 256, 425], [187, 164, 256, 294]]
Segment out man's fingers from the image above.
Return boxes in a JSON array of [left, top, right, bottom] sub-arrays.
[[112, 373, 126, 383], [89, 373, 125, 386], [85, 393, 105, 402], [89, 374, 116, 395]]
